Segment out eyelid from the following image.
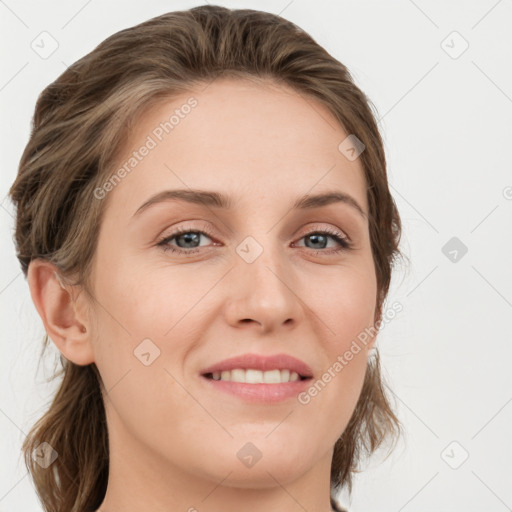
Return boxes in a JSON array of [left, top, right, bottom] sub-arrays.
[[295, 222, 350, 241], [157, 221, 216, 240]]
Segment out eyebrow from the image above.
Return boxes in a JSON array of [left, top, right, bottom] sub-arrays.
[[132, 188, 367, 219]]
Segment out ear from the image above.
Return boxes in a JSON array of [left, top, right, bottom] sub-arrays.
[[27, 259, 95, 366]]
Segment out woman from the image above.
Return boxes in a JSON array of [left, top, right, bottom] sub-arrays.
[[9, 5, 403, 511]]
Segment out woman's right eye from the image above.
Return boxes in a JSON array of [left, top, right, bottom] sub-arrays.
[[156, 229, 215, 255]]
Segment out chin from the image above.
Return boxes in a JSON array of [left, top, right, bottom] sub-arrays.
[[190, 438, 319, 489], [217, 458, 312, 489]]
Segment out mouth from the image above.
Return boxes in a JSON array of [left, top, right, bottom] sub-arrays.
[[200, 370, 312, 403], [199, 352, 314, 382], [202, 369, 311, 384], [198, 353, 314, 402]]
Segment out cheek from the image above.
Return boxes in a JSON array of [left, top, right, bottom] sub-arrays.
[[90, 258, 210, 383], [89, 263, 198, 439], [93, 257, 179, 333], [308, 262, 377, 344], [294, 337, 369, 465], [303, 263, 375, 419]]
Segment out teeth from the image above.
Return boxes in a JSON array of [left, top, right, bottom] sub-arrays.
[[210, 369, 301, 383]]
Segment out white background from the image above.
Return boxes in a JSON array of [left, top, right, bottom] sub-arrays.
[[1, 1, 511, 510]]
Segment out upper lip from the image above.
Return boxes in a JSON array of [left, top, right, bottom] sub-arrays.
[[200, 353, 314, 378]]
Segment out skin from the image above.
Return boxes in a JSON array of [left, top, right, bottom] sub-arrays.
[[28, 77, 378, 512]]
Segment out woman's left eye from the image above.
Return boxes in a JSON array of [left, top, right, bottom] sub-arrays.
[[156, 227, 352, 256], [293, 229, 352, 254]]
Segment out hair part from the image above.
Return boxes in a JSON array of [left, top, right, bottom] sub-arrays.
[[10, 5, 403, 511]]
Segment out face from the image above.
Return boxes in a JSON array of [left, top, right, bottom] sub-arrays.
[[87, 78, 377, 491]]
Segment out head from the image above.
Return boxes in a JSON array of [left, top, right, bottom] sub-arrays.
[[10, 5, 403, 512]]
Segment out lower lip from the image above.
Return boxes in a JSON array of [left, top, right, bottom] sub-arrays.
[[200, 375, 312, 403]]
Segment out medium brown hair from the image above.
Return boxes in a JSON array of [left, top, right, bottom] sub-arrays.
[[9, 5, 403, 511]]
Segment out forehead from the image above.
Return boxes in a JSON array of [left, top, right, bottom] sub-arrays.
[[105, 77, 368, 216]]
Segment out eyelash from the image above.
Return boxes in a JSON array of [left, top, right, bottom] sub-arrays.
[[156, 225, 352, 256]]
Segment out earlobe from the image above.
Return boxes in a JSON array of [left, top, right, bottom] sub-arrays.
[[27, 259, 95, 366]]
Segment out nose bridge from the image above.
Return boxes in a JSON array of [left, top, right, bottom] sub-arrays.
[[228, 231, 301, 329], [237, 232, 284, 288]]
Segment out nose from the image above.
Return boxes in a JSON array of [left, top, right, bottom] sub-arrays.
[[222, 239, 303, 334]]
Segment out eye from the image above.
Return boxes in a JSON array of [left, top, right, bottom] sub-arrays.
[[294, 227, 352, 255], [156, 225, 216, 255]]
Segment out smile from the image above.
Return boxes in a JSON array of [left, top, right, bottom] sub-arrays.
[[204, 368, 308, 384]]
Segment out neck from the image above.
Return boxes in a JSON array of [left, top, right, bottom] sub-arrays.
[[97, 410, 336, 512]]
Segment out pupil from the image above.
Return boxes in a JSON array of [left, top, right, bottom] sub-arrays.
[[307, 234, 326, 249], [178, 232, 200, 248]]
